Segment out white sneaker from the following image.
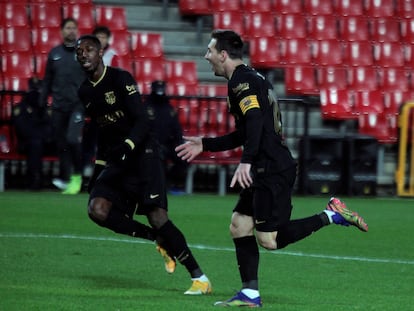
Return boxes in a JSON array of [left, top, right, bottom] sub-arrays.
[[52, 178, 68, 190]]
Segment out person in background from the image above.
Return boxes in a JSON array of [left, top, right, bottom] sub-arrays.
[[92, 25, 119, 67], [39, 17, 85, 194], [76, 35, 212, 295], [176, 29, 369, 307], [146, 80, 188, 194]]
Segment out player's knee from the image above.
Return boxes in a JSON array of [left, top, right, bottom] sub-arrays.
[[257, 237, 277, 250], [88, 198, 110, 222], [147, 207, 168, 229]]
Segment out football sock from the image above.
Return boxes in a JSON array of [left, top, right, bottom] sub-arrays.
[[234, 236, 259, 290], [275, 214, 325, 249], [98, 208, 155, 241], [323, 210, 336, 224], [241, 288, 260, 299], [157, 220, 202, 278]]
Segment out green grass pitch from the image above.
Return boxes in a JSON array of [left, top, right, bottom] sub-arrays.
[[0, 191, 413, 310]]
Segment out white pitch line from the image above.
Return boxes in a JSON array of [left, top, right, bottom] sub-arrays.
[[1, 232, 413, 266]]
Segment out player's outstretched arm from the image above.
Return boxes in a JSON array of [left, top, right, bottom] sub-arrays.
[[175, 136, 203, 162]]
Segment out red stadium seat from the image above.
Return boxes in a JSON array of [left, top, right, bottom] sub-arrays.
[[276, 13, 307, 39], [113, 54, 134, 72], [241, 0, 273, 13], [320, 88, 356, 120], [354, 90, 384, 115], [303, 0, 334, 15], [95, 6, 128, 31], [32, 27, 62, 54], [396, 0, 414, 18], [334, 0, 364, 16], [198, 83, 227, 97], [1, 27, 32, 53], [311, 39, 343, 66], [273, 0, 303, 14], [62, 3, 95, 34], [316, 66, 348, 90], [365, 0, 395, 18], [2, 76, 31, 93], [167, 82, 199, 96], [166, 60, 198, 85], [249, 36, 281, 69], [307, 15, 338, 40], [284, 66, 319, 95], [210, 0, 241, 12], [369, 18, 400, 43], [358, 113, 397, 144], [338, 16, 370, 42], [213, 12, 245, 38], [400, 18, 414, 43], [178, 0, 211, 15], [281, 38, 312, 65], [342, 41, 374, 66], [244, 12, 276, 40], [133, 59, 166, 94], [0, 3, 29, 27], [30, 3, 62, 28], [378, 67, 410, 92], [347, 66, 378, 91], [383, 90, 410, 115], [33, 52, 47, 78], [2, 52, 35, 81], [404, 43, 414, 68], [130, 32, 164, 60], [373, 42, 405, 68], [109, 30, 131, 57]]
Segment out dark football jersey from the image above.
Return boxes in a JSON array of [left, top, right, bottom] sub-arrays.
[[78, 66, 154, 162]]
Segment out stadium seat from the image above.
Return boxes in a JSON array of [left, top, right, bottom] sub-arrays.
[[338, 16, 370, 42], [130, 32, 164, 60], [241, 0, 273, 13], [249, 36, 281, 69], [316, 66, 348, 90], [1, 52, 34, 82], [303, 0, 334, 15], [404, 43, 414, 68], [62, 3, 95, 34], [178, 0, 211, 15], [30, 3, 62, 28], [273, 0, 303, 14], [244, 12, 276, 40], [347, 66, 378, 91], [210, 0, 241, 12], [213, 12, 245, 38], [378, 67, 410, 92], [276, 13, 307, 39], [284, 65, 319, 95], [0, 27, 32, 53], [198, 83, 227, 97], [0, 3, 29, 28], [342, 41, 374, 66], [33, 52, 47, 79], [113, 54, 134, 72], [320, 88, 356, 120], [307, 15, 338, 40], [365, 0, 395, 18], [358, 113, 397, 144], [166, 60, 198, 85], [369, 18, 400, 43], [281, 38, 312, 65], [95, 6, 128, 31], [32, 27, 62, 54], [133, 59, 166, 94], [383, 90, 410, 115], [400, 18, 414, 43], [109, 30, 131, 57], [333, 0, 364, 16], [2, 76, 31, 93], [396, 0, 414, 18], [373, 42, 405, 68], [311, 39, 343, 66], [354, 90, 384, 115]]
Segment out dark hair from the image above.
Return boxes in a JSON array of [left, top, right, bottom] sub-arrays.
[[211, 29, 244, 59], [77, 35, 102, 50], [61, 17, 78, 30], [93, 25, 111, 37]]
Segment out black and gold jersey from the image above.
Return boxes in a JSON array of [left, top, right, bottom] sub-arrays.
[[78, 66, 154, 161]]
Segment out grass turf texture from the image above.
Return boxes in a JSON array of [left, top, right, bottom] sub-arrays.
[[0, 191, 413, 310]]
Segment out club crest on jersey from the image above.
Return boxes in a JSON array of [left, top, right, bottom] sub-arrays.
[[232, 83, 250, 96], [104, 91, 116, 105]]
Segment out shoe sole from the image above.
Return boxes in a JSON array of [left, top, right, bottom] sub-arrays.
[[328, 199, 369, 232]]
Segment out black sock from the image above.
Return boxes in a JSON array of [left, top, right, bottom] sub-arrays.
[[93, 208, 155, 241], [234, 236, 259, 290], [157, 220, 202, 278], [275, 214, 325, 249]]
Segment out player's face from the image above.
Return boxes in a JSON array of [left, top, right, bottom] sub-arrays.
[[76, 40, 102, 73], [61, 21, 78, 44], [205, 38, 225, 77]]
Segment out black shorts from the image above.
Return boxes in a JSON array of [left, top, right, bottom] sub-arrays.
[[233, 164, 296, 232], [90, 152, 168, 216]]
